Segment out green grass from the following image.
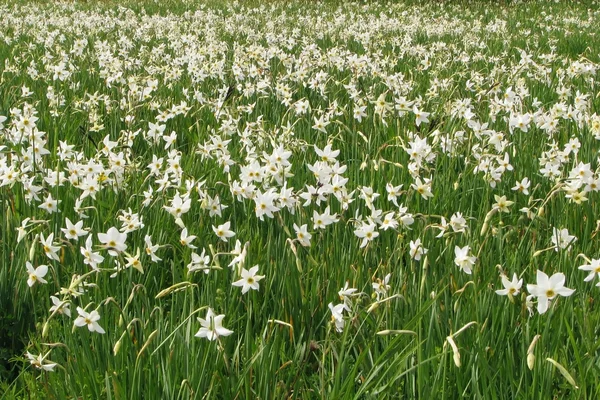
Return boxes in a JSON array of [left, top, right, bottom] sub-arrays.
[[1, 0, 600, 398]]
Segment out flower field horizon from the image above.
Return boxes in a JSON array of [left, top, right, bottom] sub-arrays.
[[1, 0, 600, 398]]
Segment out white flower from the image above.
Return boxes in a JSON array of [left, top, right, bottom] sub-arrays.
[[527, 270, 575, 314], [493, 195, 514, 213], [293, 223, 312, 247], [413, 105, 430, 126], [232, 265, 265, 294], [411, 177, 433, 199], [213, 221, 235, 242], [338, 282, 358, 311], [61, 217, 86, 240], [328, 302, 346, 332], [512, 178, 531, 195], [380, 212, 398, 231], [16, 217, 31, 243], [188, 249, 211, 273], [409, 238, 428, 261], [373, 273, 391, 300], [81, 235, 104, 270], [40, 233, 61, 261], [125, 249, 144, 274], [74, 307, 105, 334], [449, 212, 467, 233], [551, 228, 576, 251], [195, 308, 233, 341], [313, 206, 338, 230], [98, 227, 127, 256], [495, 273, 523, 296], [49, 296, 71, 317], [144, 235, 162, 262], [386, 183, 403, 207], [179, 228, 197, 249], [25, 352, 57, 372], [38, 193, 60, 214], [578, 258, 600, 285], [454, 245, 476, 275], [354, 222, 379, 248], [26, 262, 48, 287], [228, 240, 248, 268]]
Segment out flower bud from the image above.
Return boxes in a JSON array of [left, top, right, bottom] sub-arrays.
[[114, 338, 122, 355], [29, 234, 38, 262], [527, 352, 535, 370], [527, 334, 540, 370], [42, 321, 50, 338]]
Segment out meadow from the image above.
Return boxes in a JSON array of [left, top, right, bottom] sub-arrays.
[[1, 0, 600, 398]]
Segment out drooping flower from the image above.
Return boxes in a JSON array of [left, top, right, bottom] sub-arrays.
[[409, 238, 428, 261], [328, 302, 346, 332], [454, 246, 476, 275], [25, 352, 57, 372], [551, 228, 576, 251], [49, 296, 71, 317], [293, 223, 312, 247], [195, 308, 233, 341]]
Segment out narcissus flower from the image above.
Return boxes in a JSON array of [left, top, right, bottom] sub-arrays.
[[354, 222, 379, 248], [74, 307, 105, 334], [213, 222, 235, 242], [98, 227, 127, 256], [409, 238, 428, 261], [495, 273, 523, 297], [328, 302, 345, 332], [195, 308, 233, 341], [49, 296, 71, 317], [232, 265, 265, 294], [527, 270, 575, 314], [551, 228, 576, 251], [293, 223, 312, 247], [493, 195, 514, 213], [26, 262, 48, 287], [25, 352, 57, 372], [61, 217, 86, 240], [578, 258, 600, 285], [40, 233, 61, 261], [454, 245, 476, 274]]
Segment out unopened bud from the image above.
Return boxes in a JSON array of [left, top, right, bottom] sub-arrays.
[[29, 234, 38, 262], [527, 334, 541, 370], [480, 221, 489, 237], [42, 321, 50, 338], [367, 302, 379, 313], [527, 352, 535, 370], [447, 336, 461, 368], [114, 338, 122, 356]]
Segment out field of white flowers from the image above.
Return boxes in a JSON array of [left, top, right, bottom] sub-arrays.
[[1, 0, 600, 398]]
